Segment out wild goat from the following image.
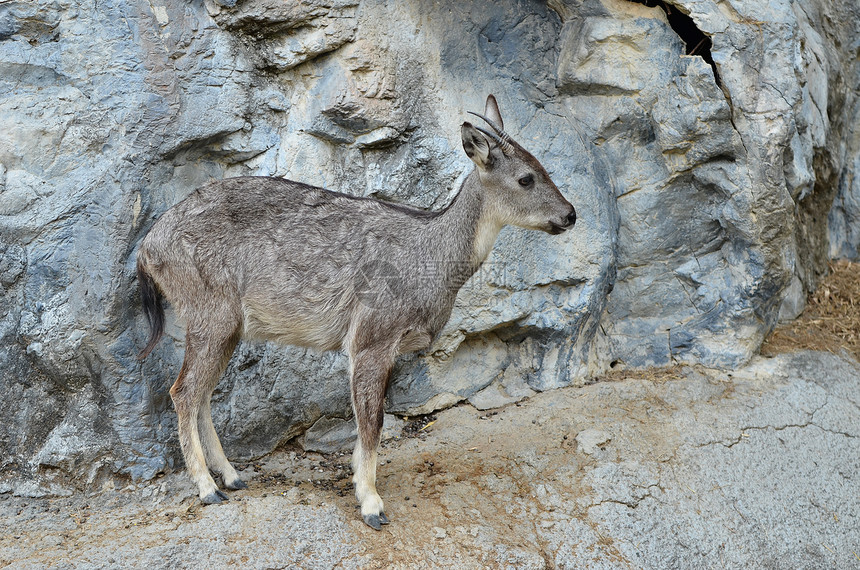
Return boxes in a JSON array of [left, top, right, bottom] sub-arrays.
[[137, 95, 576, 529]]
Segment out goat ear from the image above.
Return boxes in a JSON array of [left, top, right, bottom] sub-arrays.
[[461, 122, 493, 169], [484, 95, 504, 131]]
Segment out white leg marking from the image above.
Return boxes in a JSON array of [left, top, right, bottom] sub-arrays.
[[352, 440, 384, 517]]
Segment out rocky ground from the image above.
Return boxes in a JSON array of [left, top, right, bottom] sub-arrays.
[[2, 347, 859, 569], [3, 264, 860, 569]]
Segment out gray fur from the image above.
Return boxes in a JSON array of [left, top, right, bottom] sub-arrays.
[[137, 95, 576, 528]]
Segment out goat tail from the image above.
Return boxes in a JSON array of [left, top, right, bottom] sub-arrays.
[[137, 255, 165, 360]]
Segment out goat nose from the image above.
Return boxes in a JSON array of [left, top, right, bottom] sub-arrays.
[[566, 208, 577, 227]]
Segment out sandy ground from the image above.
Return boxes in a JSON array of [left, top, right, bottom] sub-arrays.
[[2, 349, 859, 569]]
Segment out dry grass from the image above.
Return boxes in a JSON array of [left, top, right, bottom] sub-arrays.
[[762, 260, 860, 360], [597, 365, 686, 384]]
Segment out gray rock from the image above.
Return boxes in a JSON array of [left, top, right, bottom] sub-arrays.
[[300, 413, 405, 453], [575, 429, 611, 455], [0, 0, 858, 492], [830, 154, 860, 259], [467, 363, 537, 410]]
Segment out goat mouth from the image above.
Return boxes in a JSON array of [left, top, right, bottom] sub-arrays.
[[547, 223, 568, 235]]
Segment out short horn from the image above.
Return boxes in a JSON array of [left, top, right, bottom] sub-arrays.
[[468, 111, 505, 137], [474, 125, 514, 155], [468, 111, 515, 152]]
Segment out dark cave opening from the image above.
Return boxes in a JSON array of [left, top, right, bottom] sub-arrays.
[[628, 0, 722, 87]]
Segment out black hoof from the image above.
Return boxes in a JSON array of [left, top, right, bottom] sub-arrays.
[[363, 513, 383, 531], [379, 511, 390, 525], [225, 478, 247, 490], [201, 490, 229, 505]]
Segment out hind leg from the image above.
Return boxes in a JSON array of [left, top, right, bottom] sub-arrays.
[[199, 398, 246, 490], [197, 324, 245, 490], [171, 322, 240, 504]]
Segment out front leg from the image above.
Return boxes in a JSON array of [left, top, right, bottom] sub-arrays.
[[348, 344, 394, 530], [352, 436, 388, 529]]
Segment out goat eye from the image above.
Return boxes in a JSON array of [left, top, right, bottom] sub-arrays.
[[518, 174, 534, 187]]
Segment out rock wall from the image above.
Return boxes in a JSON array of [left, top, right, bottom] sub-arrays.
[[0, 0, 857, 493]]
